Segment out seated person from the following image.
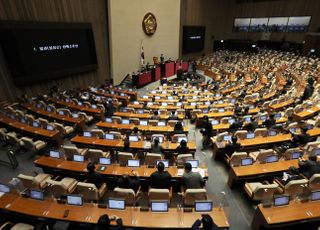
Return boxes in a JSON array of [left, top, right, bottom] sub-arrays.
[[86, 162, 103, 189], [292, 126, 310, 147], [243, 117, 258, 132], [192, 214, 219, 230], [130, 127, 142, 140], [151, 110, 160, 120], [123, 137, 131, 152], [176, 139, 189, 155], [263, 113, 276, 129], [276, 166, 301, 185], [117, 173, 140, 193], [151, 137, 163, 154], [168, 111, 178, 120], [298, 155, 320, 178], [225, 135, 241, 157], [174, 121, 184, 134], [150, 162, 172, 189], [182, 162, 204, 189], [234, 103, 242, 116], [229, 118, 243, 133], [97, 214, 124, 230]]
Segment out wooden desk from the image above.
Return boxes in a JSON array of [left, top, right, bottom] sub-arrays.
[[48, 98, 104, 119], [269, 99, 294, 111], [34, 156, 208, 179], [0, 114, 62, 145], [251, 200, 320, 230], [70, 136, 196, 152], [0, 193, 229, 229], [113, 112, 184, 120], [96, 122, 188, 134], [196, 111, 234, 119], [293, 106, 320, 121], [227, 159, 299, 188], [22, 104, 85, 130]]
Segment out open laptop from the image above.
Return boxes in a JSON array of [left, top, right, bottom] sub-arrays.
[[162, 102, 168, 106], [195, 200, 213, 212], [49, 150, 60, 159], [127, 159, 140, 167], [156, 160, 169, 168], [246, 133, 255, 139], [72, 113, 79, 118], [129, 136, 139, 142], [20, 118, 27, 124], [186, 160, 199, 168], [176, 102, 182, 106], [46, 107, 52, 112], [104, 133, 114, 140], [67, 194, 83, 206], [30, 189, 44, 201], [58, 110, 65, 115], [136, 109, 144, 114], [73, 154, 84, 162], [260, 115, 267, 121], [274, 113, 282, 120], [274, 195, 290, 206], [151, 201, 169, 212], [140, 120, 148, 126], [91, 104, 97, 109], [190, 102, 196, 106], [83, 131, 92, 137], [241, 158, 253, 166], [311, 190, 320, 201], [108, 198, 125, 210], [266, 155, 279, 163], [228, 119, 235, 124]]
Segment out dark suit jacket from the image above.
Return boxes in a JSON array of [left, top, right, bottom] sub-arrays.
[[150, 171, 172, 189], [299, 160, 320, 178], [86, 172, 103, 188]]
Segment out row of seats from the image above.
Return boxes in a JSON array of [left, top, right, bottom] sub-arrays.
[[107, 116, 184, 127]]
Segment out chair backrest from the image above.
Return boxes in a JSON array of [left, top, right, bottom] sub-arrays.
[[184, 188, 207, 206], [235, 130, 248, 140], [20, 137, 36, 151], [114, 187, 136, 206], [112, 116, 121, 124], [283, 148, 303, 160], [91, 129, 105, 138], [284, 179, 308, 198], [6, 133, 20, 147], [118, 152, 134, 166], [129, 118, 139, 125], [221, 117, 230, 124], [62, 145, 80, 160], [168, 120, 178, 127], [53, 122, 66, 135], [149, 188, 170, 203], [176, 154, 193, 166], [255, 128, 268, 137], [216, 132, 229, 142], [151, 134, 165, 142], [76, 182, 99, 201], [229, 152, 248, 167], [145, 153, 162, 166], [257, 149, 275, 163], [17, 174, 36, 190], [38, 118, 49, 128], [309, 174, 320, 190], [304, 141, 320, 153], [148, 120, 158, 126], [87, 149, 106, 163], [109, 131, 122, 139], [252, 183, 278, 201], [0, 129, 7, 142]]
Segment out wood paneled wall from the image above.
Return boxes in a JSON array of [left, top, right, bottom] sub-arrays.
[[0, 0, 110, 102], [180, 0, 320, 58]]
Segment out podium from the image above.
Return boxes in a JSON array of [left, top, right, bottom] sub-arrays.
[[132, 71, 152, 88]]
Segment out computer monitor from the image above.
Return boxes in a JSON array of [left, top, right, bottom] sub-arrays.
[[72, 113, 79, 118], [241, 158, 253, 166], [104, 133, 114, 140], [176, 102, 182, 106], [73, 154, 84, 162], [143, 95, 148, 99], [177, 137, 187, 143], [161, 103, 168, 106], [289, 127, 297, 133], [33, 121, 40, 128], [120, 93, 125, 97], [230, 98, 236, 103], [58, 110, 65, 115], [147, 102, 153, 106], [49, 150, 60, 159], [249, 105, 255, 109], [121, 108, 128, 113], [99, 157, 111, 165], [65, 98, 70, 103], [193, 96, 197, 99], [158, 121, 166, 127], [228, 119, 235, 124], [211, 120, 219, 125], [203, 109, 208, 114], [246, 133, 255, 139], [244, 117, 251, 122], [30, 189, 44, 201], [215, 93, 220, 97], [46, 107, 52, 112], [105, 118, 112, 123], [186, 160, 199, 168], [129, 136, 139, 142], [0, 183, 10, 193], [151, 201, 168, 212], [121, 119, 130, 124], [190, 102, 196, 106], [83, 132, 92, 137], [127, 159, 140, 167], [223, 135, 232, 142], [274, 195, 290, 206], [311, 190, 320, 201], [155, 96, 160, 100], [67, 194, 83, 206], [156, 160, 169, 168], [205, 101, 211, 106], [91, 104, 97, 109], [108, 198, 125, 210], [78, 102, 83, 106], [291, 152, 301, 159], [307, 124, 313, 130], [266, 155, 279, 163], [195, 201, 213, 212], [153, 136, 164, 143], [268, 130, 277, 136], [140, 120, 148, 126], [274, 113, 282, 120], [20, 118, 27, 124], [218, 108, 225, 113], [110, 91, 115, 95], [47, 125, 54, 131], [260, 115, 267, 121], [314, 148, 320, 156], [137, 109, 144, 114]]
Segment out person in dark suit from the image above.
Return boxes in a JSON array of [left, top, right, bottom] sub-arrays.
[[229, 118, 243, 133], [225, 135, 241, 157], [117, 173, 140, 192], [176, 139, 189, 155], [192, 214, 219, 230], [263, 113, 276, 129], [97, 214, 124, 230], [168, 111, 178, 120], [150, 162, 172, 189], [174, 121, 184, 134], [243, 117, 258, 132], [151, 137, 163, 154], [298, 155, 320, 178], [277, 166, 301, 185], [86, 162, 103, 189], [301, 84, 313, 101], [234, 103, 242, 117], [292, 126, 310, 147]]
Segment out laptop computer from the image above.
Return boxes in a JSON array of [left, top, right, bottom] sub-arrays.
[[274, 195, 290, 206], [195, 201, 213, 212], [291, 151, 301, 159], [121, 119, 130, 124], [73, 154, 84, 162], [91, 105, 97, 109], [47, 125, 54, 131], [241, 158, 253, 166], [186, 160, 199, 168], [105, 118, 112, 123], [30, 189, 44, 201], [104, 133, 114, 140], [140, 120, 148, 126], [211, 120, 219, 125], [156, 160, 169, 168], [136, 109, 144, 114], [32, 121, 40, 128], [108, 198, 125, 210], [268, 130, 277, 136], [67, 194, 83, 206], [129, 136, 139, 142], [228, 119, 235, 124], [218, 108, 225, 113], [58, 111, 65, 115], [158, 121, 166, 127], [49, 150, 60, 159], [83, 132, 92, 137], [151, 201, 169, 212], [127, 159, 140, 167]]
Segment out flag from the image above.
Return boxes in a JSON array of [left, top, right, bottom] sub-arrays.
[[140, 42, 145, 67]]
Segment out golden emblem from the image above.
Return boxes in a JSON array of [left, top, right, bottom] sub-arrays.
[[142, 12, 157, 36]]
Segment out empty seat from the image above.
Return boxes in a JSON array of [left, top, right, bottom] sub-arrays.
[[114, 187, 140, 206], [176, 153, 193, 167], [183, 188, 207, 206], [275, 178, 308, 198], [62, 145, 87, 160], [91, 129, 105, 138], [118, 152, 134, 166], [254, 128, 268, 137], [86, 149, 109, 163], [53, 122, 74, 135], [309, 174, 320, 190], [148, 188, 171, 203], [17, 173, 52, 190], [145, 153, 162, 166], [227, 152, 248, 167], [244, 182, 279, 201], [283, 148, 303, 160], [78, 112, 94, 123], [111, 116, 122, 124], [76, 181, 107, 202], [46, 177, 78, 198], [20, 137, 46, 153]]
